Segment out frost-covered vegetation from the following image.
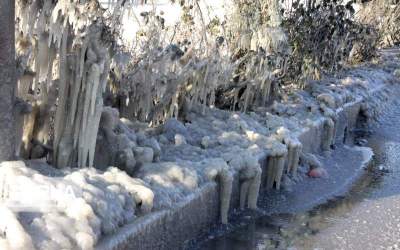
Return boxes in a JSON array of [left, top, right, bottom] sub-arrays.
[[357, 0, 400, 48], [1, 0, 400, 249]]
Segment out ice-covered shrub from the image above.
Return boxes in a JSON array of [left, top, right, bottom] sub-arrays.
[[283, 0, 378, 82], [357, 0, 400, 48], [105, 0, 292, 124]]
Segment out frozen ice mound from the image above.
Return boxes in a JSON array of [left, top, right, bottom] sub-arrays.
[[0, 161, 153, 250]]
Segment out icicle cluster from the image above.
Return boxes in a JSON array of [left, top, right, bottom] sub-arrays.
[[104, 0, 292, 124], [265, 138, 288, 190], [275, 127, 302, 177], [317, 94, 338, 152], [53, 24, 111, 168], [15, 0, 121, 167], [204, 158, 234, 224], [109, 11, 232, 124], [224, 152, 262, 210]]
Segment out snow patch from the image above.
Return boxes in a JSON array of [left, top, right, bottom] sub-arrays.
[[0, 161, 154, 250]]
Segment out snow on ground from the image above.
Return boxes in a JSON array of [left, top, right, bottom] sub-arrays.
[[0, 161, 153, 250]]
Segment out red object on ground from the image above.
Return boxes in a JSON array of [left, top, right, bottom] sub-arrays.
[[308, 167, 328, 178]]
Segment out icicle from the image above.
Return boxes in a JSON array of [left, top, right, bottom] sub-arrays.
[[226, 152, 262, 210], [69, 47, 84, 127], [275, 155, 285, 190], [219, 168, 233, 224], [239, 163, 261, 209], [266, 139, 288, 190], [205, 158, 234, 224], [79, 62, 101, 167], [16, 0, 117, 165], [261, 72, 272, 106], [286, 143, 302, 177], [14, 98, 33, 158], [275, 127, 303, 177], [248, 168, 261, 208], [36, 34, 50, 84], [243, 83, 251, 112], [49, 23, 110, 168], [322, 118, 335, 152], [53, 25, 70, 167]]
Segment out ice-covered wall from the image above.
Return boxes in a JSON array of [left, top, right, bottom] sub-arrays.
[[96, 58, 399, 249]]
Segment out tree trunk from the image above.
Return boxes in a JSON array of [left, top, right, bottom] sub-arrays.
[[0, 0, 15, 162]]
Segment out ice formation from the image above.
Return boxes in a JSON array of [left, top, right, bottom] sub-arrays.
[[0, 161, 156, 250], [0, 206, 35, 250], [319, 98, 338, 152], [275, 127, 302, 177], [317, 93, 336, 109], [300, 152, 323, 170], [230, 0, 288, 54], [395, 69, 400, 78], [224, 152, 262, 209], [322, 118, 335, 152], [137, 161, 200, 210], [265, 138, 288, 190], [101, 0, 293, 124], [135, 157, 235, 224], [53, 24, 111, 168], [95, 107, 158, 174], [6, 0, 399, 247], [2, 55, 395, 248], [15, 0, 119, 168], [204, 158, 233, 224]]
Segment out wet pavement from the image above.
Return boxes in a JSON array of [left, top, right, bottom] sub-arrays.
[[191, 142, 375, 250], [195, 159, 384, 250], [303, 98, 400, 250]]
